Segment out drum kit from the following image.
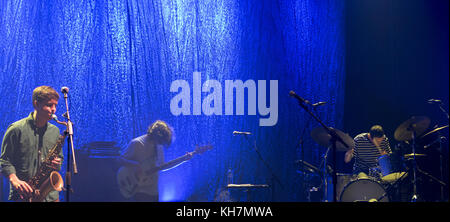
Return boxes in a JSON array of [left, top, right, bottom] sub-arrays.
[[298, 116, 448, 202]]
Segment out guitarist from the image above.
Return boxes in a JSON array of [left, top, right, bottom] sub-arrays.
[[117, 120, 191, 201]]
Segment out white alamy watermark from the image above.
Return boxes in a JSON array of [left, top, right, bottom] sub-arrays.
[[170, 72, 278, 126]]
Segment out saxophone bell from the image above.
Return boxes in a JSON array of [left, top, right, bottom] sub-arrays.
[[32, 171, 64, 202]]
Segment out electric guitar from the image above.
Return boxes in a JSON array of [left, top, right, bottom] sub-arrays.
[[116, 145, 212, 199]]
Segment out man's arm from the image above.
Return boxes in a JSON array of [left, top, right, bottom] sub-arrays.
[[117, 156, 140, 168], [345, 137, 358, 163], [0, 126, 17, 177], [159, 152, 193, 172], [382, 137, 392, 154], [116, 140, 142, 172], [344, 149, 354, 163], [8, 173, 33, 196], [1, 126, 34, 197]]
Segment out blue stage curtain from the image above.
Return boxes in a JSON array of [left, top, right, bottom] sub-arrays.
[[0, 0, 345, 201]]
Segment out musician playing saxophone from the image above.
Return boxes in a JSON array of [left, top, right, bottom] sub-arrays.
[[0, 86, 63, 202]]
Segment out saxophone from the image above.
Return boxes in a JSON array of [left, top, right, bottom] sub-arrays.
[[26, 130, 67, 202]]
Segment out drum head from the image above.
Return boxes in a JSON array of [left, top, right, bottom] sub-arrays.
[[336, 173, 355, 201], [340, 179, 389, 202], [381, 172, 407, 183]]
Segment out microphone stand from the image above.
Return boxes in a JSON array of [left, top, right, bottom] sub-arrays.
[[438, 103, 449, 120], [434, 101, 448, 201], [62, 91, 78, 202], [295, 114, 313, 201], [242, 134, 284, 201], [291, 93, 349, 202]]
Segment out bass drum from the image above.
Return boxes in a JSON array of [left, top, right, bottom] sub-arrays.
[[340, 179, 389, 202]]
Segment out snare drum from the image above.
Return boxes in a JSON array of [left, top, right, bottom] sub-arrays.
[[340, 178, 389, 202], [377, 154, 407, 183]]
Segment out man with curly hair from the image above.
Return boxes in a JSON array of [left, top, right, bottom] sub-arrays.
[[118, 120, 191, 201]]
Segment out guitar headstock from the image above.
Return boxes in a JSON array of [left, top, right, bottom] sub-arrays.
[[193, 144, 213, 155]]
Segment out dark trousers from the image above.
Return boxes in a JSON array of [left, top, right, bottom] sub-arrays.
[[133, 192, 158, 202]]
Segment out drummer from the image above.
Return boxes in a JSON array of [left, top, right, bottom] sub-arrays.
[[344, 125, 392, 178]]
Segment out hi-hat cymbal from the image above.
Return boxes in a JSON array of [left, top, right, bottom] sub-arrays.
[[394, 116, 430, 141], [311, 127, 354, 151], [404, 153, 427, 159], [421, 125, 449, 138]]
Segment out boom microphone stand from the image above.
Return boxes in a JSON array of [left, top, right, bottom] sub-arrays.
[[289, 91, 350, 202]]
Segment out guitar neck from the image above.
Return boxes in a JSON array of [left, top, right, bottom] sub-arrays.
[[148, 153, 193, 175]]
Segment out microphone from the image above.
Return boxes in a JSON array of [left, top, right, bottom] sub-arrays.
[[61, 86, 69, 94], [233, 131, 251, 135], [289, 91, 311, 105], [312, 101, 327, 107], [428, 99, 442, 104], [52, 114, 67, 126]]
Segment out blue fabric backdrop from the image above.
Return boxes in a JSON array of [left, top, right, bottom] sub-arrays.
[[0, 0, 345, 201]]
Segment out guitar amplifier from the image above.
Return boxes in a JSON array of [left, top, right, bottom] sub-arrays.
[[70, 146, 125, 202]]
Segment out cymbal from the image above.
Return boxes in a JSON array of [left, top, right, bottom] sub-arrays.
[[421, 125, 449, 138], [227, 184, 269, 188], [394, 116, 430, 141], [404, 153, 426, 159], [311, 127, 354, 151]]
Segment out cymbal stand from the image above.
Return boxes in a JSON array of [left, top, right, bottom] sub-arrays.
[[320, 145, 331, 202], [376, 165, 447, 202], [295, 115, 314, 201], [437, 102, 449, 120], [410, 128, 419, 202], [407, 128, 447, 202], [416, 167, 446, 187], [437, 133, 446, 201]]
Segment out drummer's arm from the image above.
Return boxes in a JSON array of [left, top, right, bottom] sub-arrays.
[[382, 137, 392, 155], [344, 148, 354, 163]]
